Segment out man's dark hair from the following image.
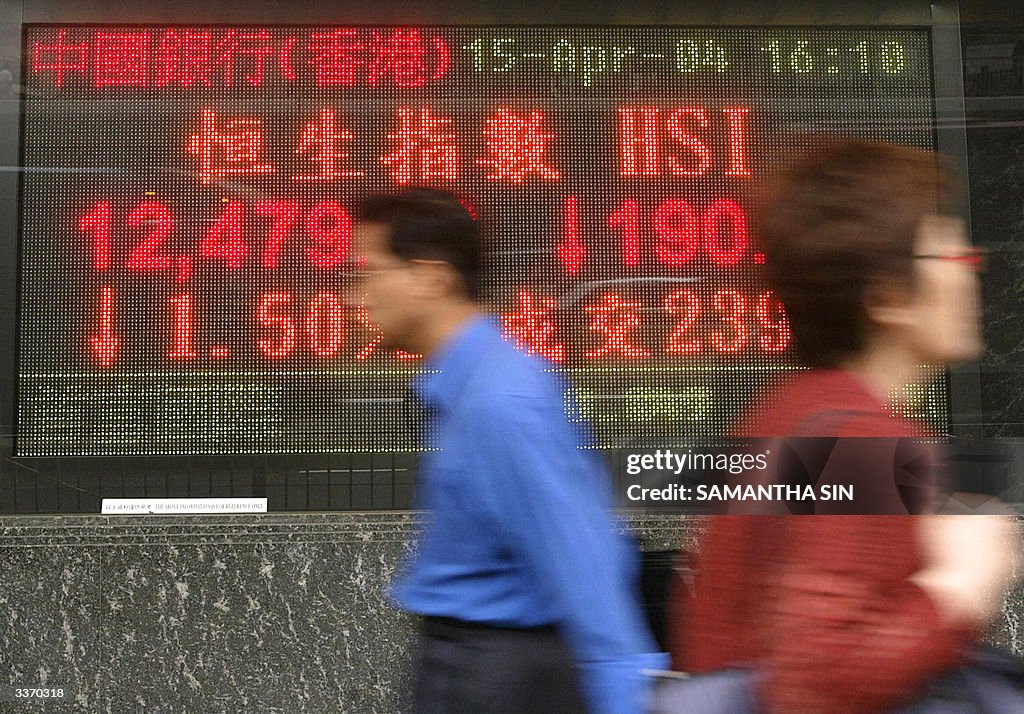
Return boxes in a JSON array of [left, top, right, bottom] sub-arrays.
[[357, 188, 482, 300], [754, 139, 955, 367]]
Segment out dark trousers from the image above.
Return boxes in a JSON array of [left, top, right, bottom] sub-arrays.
[[412, 617, 589, 714]]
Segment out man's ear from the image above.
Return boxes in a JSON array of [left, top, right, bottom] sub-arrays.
[[864, 276, 915, 328], [408, 259, 465, 299]]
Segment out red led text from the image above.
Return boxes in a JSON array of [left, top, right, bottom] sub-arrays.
[[619, 106, 751, 177], [31, 28, 451, 89]]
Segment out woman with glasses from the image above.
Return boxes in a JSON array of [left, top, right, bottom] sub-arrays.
[[666, 139, 1016, 713]]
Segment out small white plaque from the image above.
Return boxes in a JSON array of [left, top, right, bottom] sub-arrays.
[[101, 498, 268, 515]]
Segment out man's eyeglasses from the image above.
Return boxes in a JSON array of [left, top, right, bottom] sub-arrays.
[[339, 259, 409, 283], [912, 247, 988, 273]]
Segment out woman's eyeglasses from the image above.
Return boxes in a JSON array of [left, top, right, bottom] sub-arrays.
[[912, 247, 988, 273]]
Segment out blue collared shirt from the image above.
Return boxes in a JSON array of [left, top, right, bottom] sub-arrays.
[[392, 316, 666, 714]]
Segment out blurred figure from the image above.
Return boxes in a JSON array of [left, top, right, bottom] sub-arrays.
[[667, 140, 1017, 713], [352, 188, 665, 714]]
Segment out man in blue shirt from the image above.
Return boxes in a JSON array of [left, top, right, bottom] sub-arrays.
[[352, 188, 666, 714]]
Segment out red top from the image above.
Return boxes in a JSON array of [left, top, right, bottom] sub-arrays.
[[669, 370, 975, 713]]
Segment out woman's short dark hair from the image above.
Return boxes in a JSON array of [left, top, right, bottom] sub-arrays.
[[356, 188, 481, 301], [755, 139, 955, 367]]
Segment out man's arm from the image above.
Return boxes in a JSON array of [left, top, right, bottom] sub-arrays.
[[475, 393, 667, 714], [761, 517, 984, 713]]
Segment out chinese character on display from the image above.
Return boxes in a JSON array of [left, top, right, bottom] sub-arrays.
[[382, 107, 459, 185], [186, 109, 275, 184], [584, 292, 651, 359], [94, 32, 149, 87], [154, 31, 213, 87], [32, 30, 89, 87], [293, 108, 364, 181], [368, 30, 447, 87], [478, 109, 561, 183], [501, 291, 566, 363], [214, 30, 273, 86], [306, 30, 364, 85]]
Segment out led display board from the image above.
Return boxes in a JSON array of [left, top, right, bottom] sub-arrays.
[[16, 25, 946, 455]]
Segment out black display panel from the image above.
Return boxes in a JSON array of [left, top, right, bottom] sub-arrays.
[[16, 25, 946, 456]]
